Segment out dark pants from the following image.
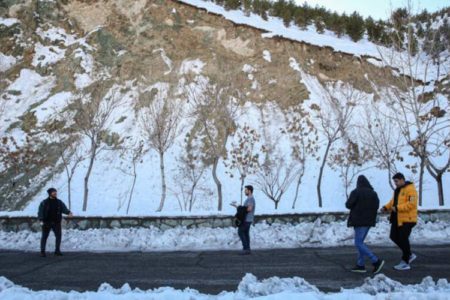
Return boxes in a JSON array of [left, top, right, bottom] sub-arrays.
[[41, 222, 62, 253], [390, 222, 415, 262], [238, 222, 251, 250]]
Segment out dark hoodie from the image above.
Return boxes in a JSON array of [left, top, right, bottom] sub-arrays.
[[345, 175, 380, 227]]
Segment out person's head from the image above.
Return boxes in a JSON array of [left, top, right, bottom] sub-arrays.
[[392, 173, 406, 188], [244, 185, 254, 197], [47, 188, 57, 199], [357, 175, 373, 190]]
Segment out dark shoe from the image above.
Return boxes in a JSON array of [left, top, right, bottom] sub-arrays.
[[351, 265, 367, 273], [373, 259, 385, 274], [40, 252, 46, 257], [54, 251, 63, 256], [239, 250, 251, 255]]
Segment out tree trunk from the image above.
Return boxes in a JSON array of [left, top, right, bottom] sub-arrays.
[[418, 157, 425, 206], [212, 158, 222, 211], [126, 164, 137, 215], [292, 168, 304, 209], [437, 173, 444, 206], [275, 199, 279, 210], [156, 151, 167, 212], [317, 140, 332, 208], [240, 176, 245, 205], [83, 144, 97, 212]]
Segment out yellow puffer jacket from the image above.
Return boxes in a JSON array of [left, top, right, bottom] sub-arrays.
[[383, 182, 418, 226]]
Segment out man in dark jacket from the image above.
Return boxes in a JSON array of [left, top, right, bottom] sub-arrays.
[[38, 188, 72, 257], [346, 175, 384, 274]]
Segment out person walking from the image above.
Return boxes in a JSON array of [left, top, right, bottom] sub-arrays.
[[346, 175, 384, 274], [38, 188, 73, 257], [380, 173, 418, 271], [232, 185, 256, 255]]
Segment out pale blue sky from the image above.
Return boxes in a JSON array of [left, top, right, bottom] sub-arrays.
[[295, 0, 450, 20]]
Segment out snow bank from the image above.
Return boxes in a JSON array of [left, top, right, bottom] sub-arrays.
[[1, 218, 449, 252], [0, 274, 449, 299], [0, 53, 17, 72]]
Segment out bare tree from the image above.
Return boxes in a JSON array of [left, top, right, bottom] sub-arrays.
[[225, 125, 260, 204], [376, 2, 450, 205], [329, 140, 374, 199], [282, 107, 318, 209], [255, 154, 298, 210], [360, 102, 403, 190], [117, 141, 145, 214], [139, 87, 182, 212], [186, 76, 240, 211], [310, 81, 359, 207], [172, 145, 209, 212], [71, 83, 123, 211]]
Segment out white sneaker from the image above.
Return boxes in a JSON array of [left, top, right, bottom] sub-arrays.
[[409, 253, 417, 264], [394, 260, 411, 271]]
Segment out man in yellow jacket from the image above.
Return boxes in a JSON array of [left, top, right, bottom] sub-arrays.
[[380, 173, 418, 271]]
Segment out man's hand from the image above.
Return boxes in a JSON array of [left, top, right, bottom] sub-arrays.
[[67, 212, 73, 218], [379, 207, 387, 213], [392, 207, 396, 213], [230, 201, 238, 208]]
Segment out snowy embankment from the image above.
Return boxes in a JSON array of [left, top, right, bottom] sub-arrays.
[[1, 219, 449, 252], [1, 273, 450, 299]]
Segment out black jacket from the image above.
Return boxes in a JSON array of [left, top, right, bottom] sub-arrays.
[[38, 198, 71, 223], [345, 176, 380, 227], [234, 206, 248, 227]]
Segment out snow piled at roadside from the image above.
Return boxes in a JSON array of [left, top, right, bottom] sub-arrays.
[[1, 218, 449, 252], [0, 273, 449, 299]]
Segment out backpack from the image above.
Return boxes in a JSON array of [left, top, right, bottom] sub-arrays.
[[233, 206, 248, 227]]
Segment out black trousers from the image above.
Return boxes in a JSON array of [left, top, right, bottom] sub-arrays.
[[390, 222, 415, 262], [41, 222, 62, 253], [238, 222, 251, 250]]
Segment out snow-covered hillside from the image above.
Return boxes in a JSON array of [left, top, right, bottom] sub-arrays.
[[0, 0, 449, 216]]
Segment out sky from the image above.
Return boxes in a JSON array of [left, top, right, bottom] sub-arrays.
[[295, 0, 450, 20]]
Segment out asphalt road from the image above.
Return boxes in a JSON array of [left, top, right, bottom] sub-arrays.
[[0, 245, 449, 294]]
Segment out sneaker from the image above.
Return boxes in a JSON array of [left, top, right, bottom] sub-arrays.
[[351, 265, 367, 273], [54, 251, 63, 256], [239, 250, 251, 255], [393, 260, 411, 271], [409, 253, 417, 264], [373, 259, 385, 274]]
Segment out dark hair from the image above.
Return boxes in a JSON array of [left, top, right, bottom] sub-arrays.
[[245, 185, 254, 193], [47, 188, 57, 195], [392, 173, 405, 180]]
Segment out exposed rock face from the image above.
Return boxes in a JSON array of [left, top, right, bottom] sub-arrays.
[[0, 1, 444, 212]]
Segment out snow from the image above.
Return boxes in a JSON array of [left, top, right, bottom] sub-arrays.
[[0, 18, 19, 27], [263, 50, 272, 62], [0, 53, 17, 72], [0, 273, 449, 299], [32, 43, 66, 67], [179, 58, 206, 74], [31, 92, 73, 126], [0, 69, 55, 134], [178, 0, 448, 82], [0, 218, 449, 252]]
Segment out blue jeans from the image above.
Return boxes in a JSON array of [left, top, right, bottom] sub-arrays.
[[238, 222, 251, 250], [354, 227, 378, 266]]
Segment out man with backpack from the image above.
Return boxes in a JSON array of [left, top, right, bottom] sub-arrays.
[[232, 185, 255, 255], [38, 188, 73, 257]]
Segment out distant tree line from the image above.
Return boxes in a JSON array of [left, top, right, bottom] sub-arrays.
[[213, 0, 449, 54]]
